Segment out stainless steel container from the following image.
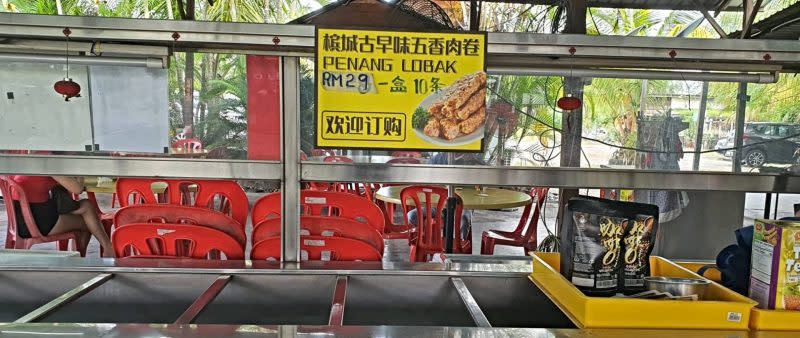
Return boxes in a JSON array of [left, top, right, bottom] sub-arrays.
[[643, 276, 711, 300]]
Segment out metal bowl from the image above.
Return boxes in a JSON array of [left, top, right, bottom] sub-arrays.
[[643, 276, 711, 300]]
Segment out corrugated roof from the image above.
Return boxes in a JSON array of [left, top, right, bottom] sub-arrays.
[[729, 2, 800, 39]]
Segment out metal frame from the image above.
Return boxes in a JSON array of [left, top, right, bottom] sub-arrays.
[[328, 276, 348, 326], [0, 155, 282, 180], [5, 14, 800, 263], [451, 277, 491, 327], [301, 163, 800, 193], [174, 274, 232, 324], [4, 13, 800, 69], [13, 273, 113, 323]]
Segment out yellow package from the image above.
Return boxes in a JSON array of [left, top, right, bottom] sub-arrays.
[[750, 220, 800, 310]]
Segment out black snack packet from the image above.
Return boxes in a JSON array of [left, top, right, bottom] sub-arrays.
[[560, 196, 660, 296], [560, 198, 629, 297], [621, 210, 659, 295]]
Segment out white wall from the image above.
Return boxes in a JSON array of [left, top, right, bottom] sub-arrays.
[[89, 66, 169, 153], [0, 63, 93, 151], [0, 62, 169, 153]]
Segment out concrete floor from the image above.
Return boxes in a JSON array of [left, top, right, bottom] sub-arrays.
[[0, 191, 559, 262]]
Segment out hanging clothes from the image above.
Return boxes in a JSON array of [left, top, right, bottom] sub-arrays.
[[635, 116, 690, 222]]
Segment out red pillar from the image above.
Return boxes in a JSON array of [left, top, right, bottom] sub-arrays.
[[246, 55, 281, 161]]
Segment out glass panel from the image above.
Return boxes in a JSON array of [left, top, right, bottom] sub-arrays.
[[738, 76, 800, 171], [0, 52, 282, 161]]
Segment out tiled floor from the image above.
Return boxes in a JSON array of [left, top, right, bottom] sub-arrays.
[[0, 192, 560, 262]]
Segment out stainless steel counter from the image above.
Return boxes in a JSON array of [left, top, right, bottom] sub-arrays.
[[0, 255, 570, 329], [0, 255, 795, 336], [0, 323, 793, 338]]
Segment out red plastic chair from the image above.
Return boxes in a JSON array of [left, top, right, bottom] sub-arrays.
[[0, 176, 88, 256], [252, 191, 385, 233], [401, 186, 448, 263], [323, 155, 353, 163], [305, 155, 354, 191], [251, 236, 382, 261], [252, 216, 384, 252], [300, 150, 308, 161], [116, 178, 248, 226], [387, 157, 421, 164], [172, 138, 203, 153], [310, 149, 336, 157], [114, 205, 246, 247], [113, 223, 244, 260], [481, 187, 550, 255], [391, 151, 422, 158]]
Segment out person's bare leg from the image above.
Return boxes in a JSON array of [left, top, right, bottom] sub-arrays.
[[50, 200, 114, 257], [73, 200, 114, 256], [50, 214, 100, 256], [76, 231, 91, 255]]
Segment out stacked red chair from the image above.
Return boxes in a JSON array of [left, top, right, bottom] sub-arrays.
[[252, 190, 384, 233], [111, 178, 248, 259], [115, 178, 248, 226], [113, 223, 243, 260], [250, 191, 385, 262], [250, 236, 381, 261], [253, 216, 384, 253], [114, 205, 246, 247]]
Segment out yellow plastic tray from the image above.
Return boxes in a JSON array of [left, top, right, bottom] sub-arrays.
[[530, 252, 756, 330], [750, 308, 800, 331], [675, 261, 800, 331]]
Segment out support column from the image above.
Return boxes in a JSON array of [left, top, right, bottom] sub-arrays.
[[281, 57, 301, 263], [557, 0, 586, 231], [733, 82, 748, 172], [246, 55, 281, 161], [692, 81, 709, 171]]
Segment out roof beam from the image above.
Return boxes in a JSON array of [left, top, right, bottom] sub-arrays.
[[741, 0, 764, 38], [700, 10, 728, 38]]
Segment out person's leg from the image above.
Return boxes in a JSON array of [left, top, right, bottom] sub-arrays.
[[461, 211, 472, 241], [49, 200, 114, 257], [407, 208, 419, 226]]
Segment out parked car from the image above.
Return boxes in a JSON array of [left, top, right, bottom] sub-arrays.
[[715, 130, 734, 154], [720, 122, 800, 167]]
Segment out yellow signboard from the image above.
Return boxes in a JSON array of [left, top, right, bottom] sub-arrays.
[[316, 28, 487, 151]]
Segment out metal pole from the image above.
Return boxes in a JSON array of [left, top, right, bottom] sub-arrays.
[[469, 0, 479, 31], [733, 82, 748, 172], [764, 193, 772, 219], [693, 81, 709, 171], [445, 153, 456, 253], [557, 0, 587, 233], [281, 56, 301, 263], [486, 66, 778, 83]]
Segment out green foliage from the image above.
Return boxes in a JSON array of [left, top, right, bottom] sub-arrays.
[[299, 60, 316, 152]]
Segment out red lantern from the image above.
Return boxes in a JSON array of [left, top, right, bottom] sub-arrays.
[[557, 95, 582, 111], [54, 78, 81, 101]]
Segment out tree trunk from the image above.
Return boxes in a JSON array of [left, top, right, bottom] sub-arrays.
[[182, 52, 195, 134], [178, 0, 196, 135]]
